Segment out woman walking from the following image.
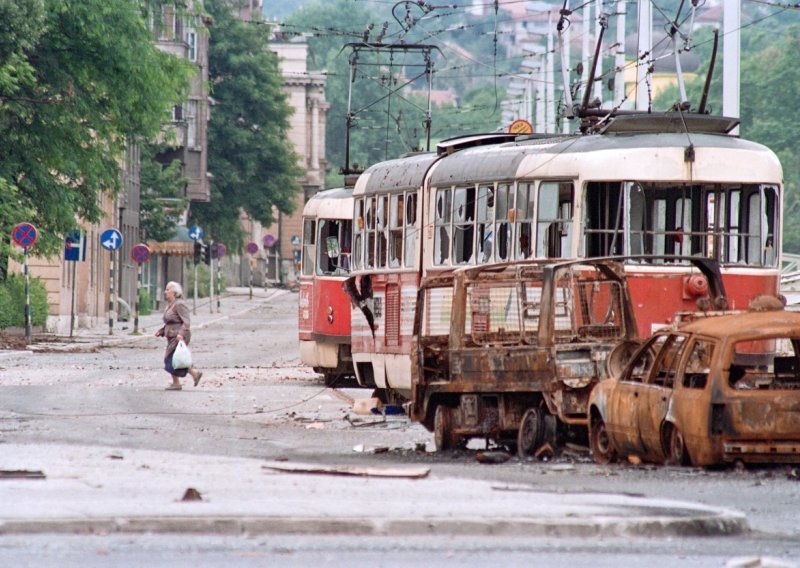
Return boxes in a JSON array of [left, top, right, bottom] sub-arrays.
[[155, 281, 202, 390]]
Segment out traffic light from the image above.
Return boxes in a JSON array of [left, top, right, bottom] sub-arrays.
[[203, 242, 211, 265], [193, 241, 202, 265]]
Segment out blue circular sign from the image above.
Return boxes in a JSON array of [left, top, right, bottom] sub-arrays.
[[100, 228, 123, 251], [188, 225, 204, 241], [12, 222, 38, 248]]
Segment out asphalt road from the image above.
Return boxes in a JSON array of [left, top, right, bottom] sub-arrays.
[[1, 289, 800, 566]]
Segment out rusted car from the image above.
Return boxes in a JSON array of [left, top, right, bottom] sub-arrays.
[[588, 303, 800, 467], [409, 259, 639, 456]]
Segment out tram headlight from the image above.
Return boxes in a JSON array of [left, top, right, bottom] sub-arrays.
[[327, 305, 334, 324]]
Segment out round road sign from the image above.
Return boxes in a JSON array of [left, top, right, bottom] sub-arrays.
[[130, 243, 152, 265], [188, 225, 205, 241], [245, 241, 259, 255], [263, 234, 275, 248], [100, 228, 123, 251], [12, 222, 38, 248], [212, 242, 227, 259]]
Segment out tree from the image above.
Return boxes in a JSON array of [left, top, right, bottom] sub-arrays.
[[190, 0, 302, 249], [0, 0, 192, 264], [139, 144, 188, 243]]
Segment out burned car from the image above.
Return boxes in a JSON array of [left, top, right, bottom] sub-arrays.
[[588, 303, 800, 467], [409, 258, 639, 456]]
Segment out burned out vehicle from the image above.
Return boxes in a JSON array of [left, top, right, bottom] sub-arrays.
[[588, 303, 800, 467], [409, 259, 639, 455]]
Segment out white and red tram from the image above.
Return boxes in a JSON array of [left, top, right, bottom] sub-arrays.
[[298, 187, 355, 386], [347, 114, 782, 400]]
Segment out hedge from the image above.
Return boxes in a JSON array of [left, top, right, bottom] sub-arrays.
[[0, 274, 49, 329]]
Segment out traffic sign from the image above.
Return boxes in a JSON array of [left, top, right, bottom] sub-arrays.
[[12, 222, 38, 248], [130, 243, 152, 265], [64, 230, 86, 262], [263, 234, 275, 248], [291, 235, 301, 246], [246, 241, 259, 255], [212, 242, 227, 259], [100, 228, 122, 251], [188, 225, 204, 241]]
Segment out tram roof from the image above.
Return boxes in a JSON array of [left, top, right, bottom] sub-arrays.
[[355, 152, 438, 195], [428, 130, 778, 186], [302, 187, 353, 219]]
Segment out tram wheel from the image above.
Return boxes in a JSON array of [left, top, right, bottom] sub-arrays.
[[517, 406, 544, 458]]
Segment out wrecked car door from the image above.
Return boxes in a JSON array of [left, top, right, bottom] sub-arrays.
[[608, 334, 670, 456], [636, 334, 688, 461]]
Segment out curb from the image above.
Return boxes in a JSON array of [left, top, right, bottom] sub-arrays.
[[0, 509, 748, 537]]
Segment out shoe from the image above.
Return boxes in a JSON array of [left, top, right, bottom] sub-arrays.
[[165, 384, 182, 391], [193, 371, 203, 387]]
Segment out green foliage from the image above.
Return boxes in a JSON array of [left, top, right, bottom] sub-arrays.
[[191, 0, 303, 250], [185, 262, 226, 299], [140, 143, 189, 243], [0, 274, 48, 329], [0, 0, 194, 262], [138, 286, 152, 316]]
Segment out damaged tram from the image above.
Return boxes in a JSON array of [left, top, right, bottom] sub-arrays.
[[345, 113, 783, 404], [298, 187, 355, 386]]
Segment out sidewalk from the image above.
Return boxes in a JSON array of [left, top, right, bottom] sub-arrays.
[[12, 286, 289, 354], [0, 442, 747, 537]]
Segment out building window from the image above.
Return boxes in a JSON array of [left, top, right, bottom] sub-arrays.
[[186, 30, 197, 62]]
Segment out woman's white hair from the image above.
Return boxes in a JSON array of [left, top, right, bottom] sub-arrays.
[[166, 281, 183, 298]]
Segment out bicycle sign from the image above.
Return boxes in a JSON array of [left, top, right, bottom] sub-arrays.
[[130, 243, 152, 265], [12, 222, 38, 248]]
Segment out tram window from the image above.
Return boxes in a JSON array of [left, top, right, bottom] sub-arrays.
[[354, 199, 364, 270], [376, 195, 388, 268], [495, 184, 512, 261], [434, 188, 452, 265], [365, 197, 375, 268], [404, 192, 417, 268], [515, 183, 534, 259], [302, 219, 315, 276], [584, 183, 624, 257], [340, 219, 352, 272], [537, 181, 573, 258], [317, 219, 340, 275], [389, 194, 403, 268], [453, 186, 476, 265], [477, 185, 494, 263]]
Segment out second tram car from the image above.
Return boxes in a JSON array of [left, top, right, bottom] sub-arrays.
[[298, 187, 355, 386], [345, 114, 783, 401]]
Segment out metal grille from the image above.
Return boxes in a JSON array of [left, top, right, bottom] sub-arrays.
[[385, 284, 400, 346], [424, 286, 453, 336]]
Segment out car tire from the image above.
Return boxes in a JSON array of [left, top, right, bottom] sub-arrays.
[[590, 413, 617, 465]]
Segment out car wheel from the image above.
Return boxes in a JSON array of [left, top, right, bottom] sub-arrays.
[[666, 425, 690, 466], [433, 405, 455, 452], [517, 406, 545, 458], [590, 414, 617, 465]]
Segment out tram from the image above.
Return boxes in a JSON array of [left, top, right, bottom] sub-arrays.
[[346, 113, 783, 401], [298, 187, 355, 386]]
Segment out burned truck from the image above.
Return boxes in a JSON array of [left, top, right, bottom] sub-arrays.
[[409, 258, 640, 456]]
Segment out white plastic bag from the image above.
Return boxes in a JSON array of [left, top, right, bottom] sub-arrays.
[[172, 340, 192, 370]]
